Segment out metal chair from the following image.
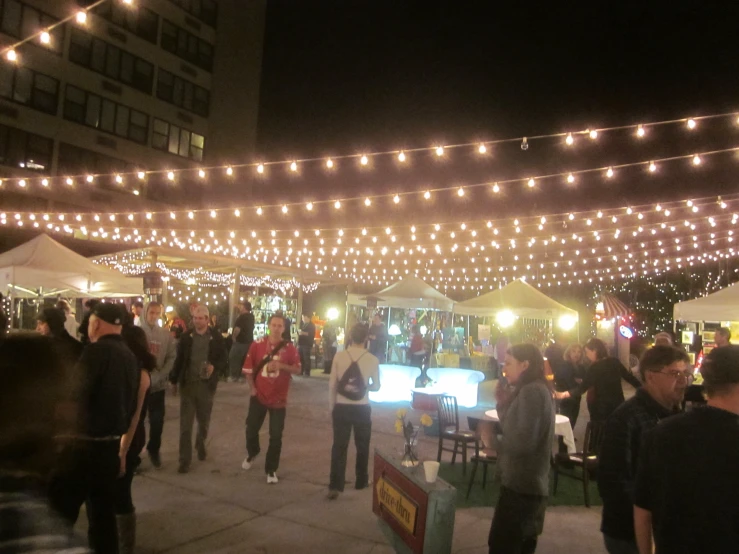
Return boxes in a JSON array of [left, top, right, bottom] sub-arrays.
[[552, 420, 606, 507], [465, 416, 498, 499], [436, 395, 476, 475]]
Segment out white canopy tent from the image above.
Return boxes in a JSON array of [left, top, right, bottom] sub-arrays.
[[347, 276, 454, 310], [0, 234, 142, 298], [453, 279, 578, 321], [673, 283, 739, 322]]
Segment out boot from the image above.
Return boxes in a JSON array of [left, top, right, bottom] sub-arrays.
[[116, 513, 136, 554]]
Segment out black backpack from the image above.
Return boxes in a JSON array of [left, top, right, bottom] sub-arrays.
[[337, 351, 368, 401]]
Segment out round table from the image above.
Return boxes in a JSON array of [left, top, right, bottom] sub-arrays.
[[484, 409, 576, 453]]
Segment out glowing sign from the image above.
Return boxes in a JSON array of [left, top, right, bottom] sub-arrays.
[[619, 325, 634, 339]]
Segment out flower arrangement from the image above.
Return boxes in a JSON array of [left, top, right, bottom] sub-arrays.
[[395, 409, 433, 467]]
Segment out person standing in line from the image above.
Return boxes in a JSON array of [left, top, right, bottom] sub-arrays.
[[409, 324, 427, 369], [35, 307, 83, 357], [138, 302, 176, 469], [327, 323, 381, 499], [634, 346, 739, 554], [553, 344, 584, 450], [49, 303, 139, 553], [168, 305, 227, 474], [116, 326, 154, 554], [241, 315, 301, 484], [556, 338, 642, 422], [322, 321, 338, 374], [57, 299, 79, 339], [131, 301, 144, 327], [488, 344, 555, 554], [298, 313, 316, 377], [229, 301, 255, 382], [714, 326, 731, 348], [368, 313, 388, 362], [597, 346, 689, 554]]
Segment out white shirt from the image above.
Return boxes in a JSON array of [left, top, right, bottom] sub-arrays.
[[64, 313, 78, 338], [329, 346, 380, 410]]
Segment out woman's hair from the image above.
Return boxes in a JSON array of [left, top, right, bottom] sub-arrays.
[[584, 338, 608, 360], [563, 343, 583, 363], [122, 325, 156, 372], [350, 323, 369, 345], [507, 343, 548, 390]]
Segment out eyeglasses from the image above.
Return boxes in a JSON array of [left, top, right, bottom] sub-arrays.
[[654, 370, 694, 383]]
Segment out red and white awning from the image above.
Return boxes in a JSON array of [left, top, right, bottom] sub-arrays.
[[596, 293, 631, 319]]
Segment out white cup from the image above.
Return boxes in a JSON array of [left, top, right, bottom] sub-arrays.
[[423, 461, 440, 483]]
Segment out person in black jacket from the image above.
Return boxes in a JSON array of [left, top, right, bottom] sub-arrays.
[[554, 344, 585, 450], [168, 304, 227, 473], [556, 338, 642, 422]]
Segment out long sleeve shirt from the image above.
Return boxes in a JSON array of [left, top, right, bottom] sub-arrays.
[[568, 357, 642, 421]]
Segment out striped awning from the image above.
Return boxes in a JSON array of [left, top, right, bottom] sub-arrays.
[[599, 293, 631, 319]]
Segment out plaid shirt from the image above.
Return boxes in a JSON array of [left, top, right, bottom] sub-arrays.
[[597, 388, 678, 541]]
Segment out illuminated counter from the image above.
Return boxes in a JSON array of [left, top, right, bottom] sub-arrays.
[[369, 365, 485, 408]]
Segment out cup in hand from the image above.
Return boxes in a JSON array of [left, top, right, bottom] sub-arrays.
[[199, 361, 210, 380], [423, 461, 440, 483]]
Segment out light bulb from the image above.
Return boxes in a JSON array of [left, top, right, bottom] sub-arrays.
[[393, 195, 400, 204], [85, 174, 94, 183], [364, 198, 371, 206], [457, 187, 465, 197], [692, 155, 701, 165], [198, 169, 206, 178], [423, 191, 431, 200], [256, 207, 263, 215], [18, 179, 26, 187], [226, 166, 233, 176], [76, 11, 87, 24], [435, 146, 444, 156], [6, 49, 17, 62], [257, 164, 264, 174], [398, 151, 406, 162], [137, 171, 145, 180], [210, 210, 216, 218], [589, 129, 598, 139], [521, 137, 528, 151], [687, 118, 696, 129], [115, 174, 123, 184], [606, 167, 614, 178], [281, 205, 288, 213], [360, 155, 368, 165], [306, 202, 313, 211], [527, 178, 535, 188], [326, 158, 334, 168], [234, 209, 241, 217], [167, 171, 175, 180], [478, 143, 487, 154], [492, 183, 500, 193], [66, 178, 73, 186], [565, 133, 574, 146], [41, 178, 49, 187], [648, 162, 657, 173], [636, 125, 645, 138], [334, 200, 341, 209], [567, 173, 575, 183], [40, 31, 50, 44], [290, 161, 298, 172]]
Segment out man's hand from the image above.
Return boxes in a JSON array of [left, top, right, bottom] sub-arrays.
[[206, 363, 215, 378]]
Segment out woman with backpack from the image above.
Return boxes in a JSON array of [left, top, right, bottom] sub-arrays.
[[327, 323, 382, 500]]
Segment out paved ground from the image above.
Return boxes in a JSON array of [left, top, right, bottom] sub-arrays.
[[77, 373, 608, 553]]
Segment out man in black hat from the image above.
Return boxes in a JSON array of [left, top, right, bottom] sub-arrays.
[[49, 302, 139, 553]]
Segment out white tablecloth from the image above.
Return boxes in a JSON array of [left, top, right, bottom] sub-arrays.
[[484, 409, 576, 454]]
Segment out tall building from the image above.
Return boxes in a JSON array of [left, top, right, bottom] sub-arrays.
[[0, 0, 265, 212]]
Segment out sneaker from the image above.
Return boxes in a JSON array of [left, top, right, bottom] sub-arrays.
[[267, 472, 278, 484], [242, 456, 256, 470], [177, 464, 189, 474], [227, 377, 235, 383], [327, 490, 339, 500], [148, 450, 162, 469]]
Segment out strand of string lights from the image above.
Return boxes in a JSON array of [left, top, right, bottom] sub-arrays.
[[3, 110, 738, 189], [1, 0, 119, 61]]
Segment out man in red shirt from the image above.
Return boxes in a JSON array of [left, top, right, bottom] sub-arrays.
[[241, 314, 301, 483]]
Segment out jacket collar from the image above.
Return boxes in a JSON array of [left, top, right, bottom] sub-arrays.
[[635, 387, 678, 418]]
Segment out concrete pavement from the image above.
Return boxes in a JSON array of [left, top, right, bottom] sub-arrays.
[[78, 373, 606, 553]]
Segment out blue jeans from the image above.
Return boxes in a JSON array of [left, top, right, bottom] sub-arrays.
[[603, 535, 639, 554]]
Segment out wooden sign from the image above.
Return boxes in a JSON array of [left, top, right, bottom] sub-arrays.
[[375, 476, 418, 534]]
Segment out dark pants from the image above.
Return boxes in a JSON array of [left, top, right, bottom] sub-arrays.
[[146, 390, 165, 455], [323, 345, 336, 373], [245, 396, 286, 474], [49, 440, 121, 553], [114, 454, 141, 515], [330, 404, 372, 492], [299, 345, 313, 375], [488, 486, 546, 554], [603, 535, 639, 554], [179, 381, 214, 466], [229, 341, 251, 379]]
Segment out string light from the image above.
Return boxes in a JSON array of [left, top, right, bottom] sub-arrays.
[[40, 32, 50, 44], [424, 191, 431, 200], [589, 130, 598, 140], [257, 164, 265, 174], [692, 155, 702, 166], [137, 171, 145, 180], [567, 173, 575, 184], [198, 169, 206, 178], [226, 166, 233, 176], [606, 167, 614, 178], [167, 171, 175, 181], [360, 155, 368, 166], [528, 178, 536, 188], [398, 151, 406, 162], [648, 162, 657, 173], [393, 195, 400, 204], [364, 198, 372, 207], [457, 187, 465, 197], [75, 11, 87, 24], [326, 159, 334, 168], [5, 49, 17, 62], [478, 143, 487, 154], [687, 118, 697, 130], [334, 201, 341, 209], [637, 125, 646, 138], [306, 202, 313, 211], [435, 146, 444, 156], [565, 134, 574, 146], [492, 183, 500, 193]]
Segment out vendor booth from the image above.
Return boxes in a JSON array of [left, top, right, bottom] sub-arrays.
[[673, 282, 739, 364], [0, 234, 142, 328], [594, 293, 633, 370]]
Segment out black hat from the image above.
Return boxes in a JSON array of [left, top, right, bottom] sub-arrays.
[[36, 308, 65, 333], [92, 302, 125, 326]]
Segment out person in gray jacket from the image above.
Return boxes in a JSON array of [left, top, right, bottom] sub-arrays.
[[489, 343, 555, 554], [138, 301, 176, 469]]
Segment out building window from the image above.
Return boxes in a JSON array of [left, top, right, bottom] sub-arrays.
[[156, 69, 209, 117], [152, 118, 204, 161], [161, 19, 214, 71], [57, 141, 138, 193], [0, 62, 59, 114], [94, 2, 159, 44], [0, 0, 64, 54], [63, 85, 149, 145], [0, 123, 53, 171], [165, 0, 217, 28], [69, 28, 154, 94]]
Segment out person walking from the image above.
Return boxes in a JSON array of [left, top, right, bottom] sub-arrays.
[[367, 313, 388, 362], [49, 302, 139, 553], [298, 313, 316, 376], [488, 344, 555, 554], [598, 346, 689, 554], [138, 302, 176, 469], [116, 326, 154, 554], [229, 301, 255, 382], [327, 323, 381, 499], [321, 321, 338, 374], [168, 305, 227, 474], [241, 314, 301, 484], [634, 346, 739, 554], [556, 338, 642, 422]]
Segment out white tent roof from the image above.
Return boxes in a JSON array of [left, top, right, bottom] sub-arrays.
[[347, 276, 454, 310], [453, 279, 578, 320], [673, 282, 739, 322], [0, 234, 142, 298]]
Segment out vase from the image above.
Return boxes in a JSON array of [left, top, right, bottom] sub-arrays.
[[400, 440, 419, 467]]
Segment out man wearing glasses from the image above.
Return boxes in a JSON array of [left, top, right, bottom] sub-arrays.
[[597, 346, 690, 554]]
